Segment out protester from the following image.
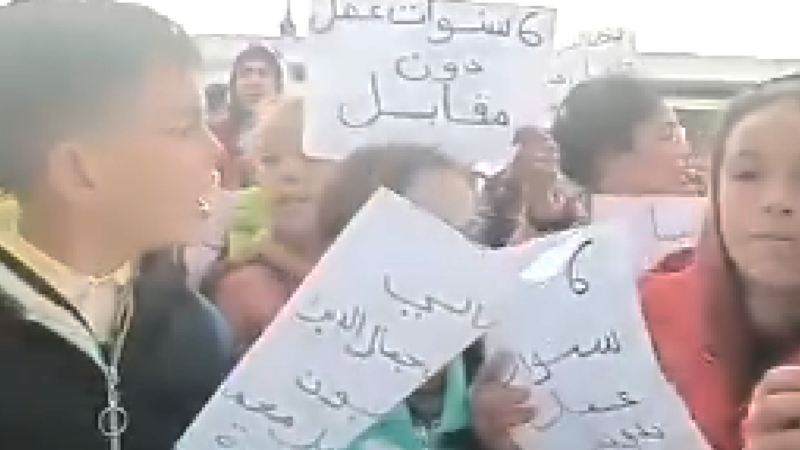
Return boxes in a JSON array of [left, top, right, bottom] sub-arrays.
[[211, 44, 284, 189], [200, 255, 293, 354], [640, 76, 800, 450], [476, 126, 585, 248], [0, 3, 233, 449], [202, 97, 332, 352], [552, 74, 692, 197], [315, 144, 532, 450]]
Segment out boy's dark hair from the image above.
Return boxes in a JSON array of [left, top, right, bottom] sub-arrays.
[[315, 144, 458, 244], [0, 1, 201, 194], [551, 74, 663, 189]]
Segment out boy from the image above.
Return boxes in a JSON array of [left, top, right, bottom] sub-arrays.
[[0, 3, 233, 449]]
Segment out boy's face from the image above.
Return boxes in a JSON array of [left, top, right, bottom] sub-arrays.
[[50, 63, 219, 251]]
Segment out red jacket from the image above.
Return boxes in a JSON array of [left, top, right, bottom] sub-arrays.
[[641, 261, 743, 450]]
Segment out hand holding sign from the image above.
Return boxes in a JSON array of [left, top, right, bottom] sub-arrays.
[[745, 366, 800, 450], [471, 351, 535, 449], [178, 189, 516, 450], [487, 224, 709, 450]]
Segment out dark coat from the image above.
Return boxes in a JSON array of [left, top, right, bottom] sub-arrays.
[[0, 245, 234, 450]]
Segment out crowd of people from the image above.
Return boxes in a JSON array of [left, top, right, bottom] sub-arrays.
[[1, 2, 800, 450]]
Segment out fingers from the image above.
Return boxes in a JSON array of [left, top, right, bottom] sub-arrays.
[[746, 429, 800, 450], [746, 366, 800, 448], [754, 366, 800, 399], [747, 391, 800, 434], [475, 351, 517, 385]]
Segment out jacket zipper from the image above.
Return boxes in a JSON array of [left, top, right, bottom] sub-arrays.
[[94, 285, 133, 450]]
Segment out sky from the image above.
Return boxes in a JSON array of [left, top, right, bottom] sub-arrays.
[[136, 0, 798, 59]]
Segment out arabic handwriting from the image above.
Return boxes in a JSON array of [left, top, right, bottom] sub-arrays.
[[311, 0, 548, 50], [464, 59, 484, 74], [470, 302, 495, 330], [596, 423, 667, 449], [338, 72, 440, 128], [427, 17, 456, 44], [345, 323, 428, 371], [310, 0, 429, 34], [648, 204, 692, 242], [533, 390, 643, 431], [573, 391, 640, 415], [394, 54, 483, 83], [214, 422, 248, 449], [426, 7, 546, 46], [295, 372, 381, 418], [566, 238, 593, 295], [269, 428, 333, 450], [582, 29, 626, 48], [394, 52, 430, 81], [386, 3, 429, 25], [531, 389, 567, 431], [442, 83, 511, 127], [383, 274, 474, 315], [296, 304, 368, 337], [337, 306, 368, 336], [518, 331, 623, 385], [221, 390, 295, 427], [338, 72, 383, 128], [339, 71, 512, 129]]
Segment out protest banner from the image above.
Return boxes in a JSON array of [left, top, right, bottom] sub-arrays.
[[488, 224, 709, 450], [303, 0, 556, 167], [592, 195, 706, 272], [545, 28, 637, 121], [178, 188, 514, 450]]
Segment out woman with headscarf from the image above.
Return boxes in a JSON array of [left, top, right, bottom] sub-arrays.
[[211, 44, 284, 189]]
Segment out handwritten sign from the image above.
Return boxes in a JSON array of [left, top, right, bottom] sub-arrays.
[[546, 28, 637, 121], [592, 196, 706, 273], [487, 224, 709, 450], [304, 0, 556, 166], [178, 188, 514, 450]]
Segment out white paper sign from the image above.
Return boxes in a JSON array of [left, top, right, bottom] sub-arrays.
[[178, 188, 514, 450], [489, 227, 584, 275], [488, 224, 708, 450], [546, 28, 637, 120], [304, 0, 556, 166], [592, 196, 706, 273]]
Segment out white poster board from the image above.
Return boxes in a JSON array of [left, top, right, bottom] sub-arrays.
[[304, 0, 556, 167], [178, 189, 515, 450], [545, 28, 637, 120], [487, 224, 709, 450], [592, 196, 706, 273]]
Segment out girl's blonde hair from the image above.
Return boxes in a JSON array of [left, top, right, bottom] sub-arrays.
[[247, 96, 304, 158]]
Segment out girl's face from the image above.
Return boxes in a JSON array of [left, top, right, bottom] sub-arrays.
[[597, 105, 691, 195], [405, 167, 476, 231], [719, 98, 800, 333], [250, 98, 333, 243], [255, 139, 333, 242], [720, 99, 800, 290]]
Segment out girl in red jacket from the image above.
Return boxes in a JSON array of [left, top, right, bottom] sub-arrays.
[[641, 74, 800, 450]]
